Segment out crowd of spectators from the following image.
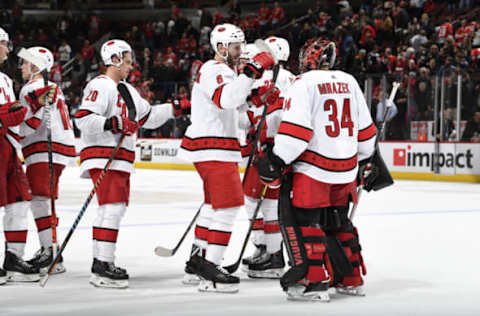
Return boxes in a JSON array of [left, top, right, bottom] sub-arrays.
[[1, 0, 480, 140]]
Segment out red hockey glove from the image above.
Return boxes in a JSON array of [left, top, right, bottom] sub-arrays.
[[25, 84, 58, 114], [104, 114, 138, 136], [172, 98, 192, 118], [257, 143, 287, 188], [243, 51, 275, 79], [0, 103, 27, 129], [250, 83, 280, 107]]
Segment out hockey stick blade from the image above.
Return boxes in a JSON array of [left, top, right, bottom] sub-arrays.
[[154, 246, 174, 257]]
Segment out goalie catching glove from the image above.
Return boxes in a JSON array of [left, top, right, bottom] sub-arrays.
[[257, 143, 287, 188], [357, 148, 394, 192], [104, 114, 138, 136], [25, 84, 58, 114]]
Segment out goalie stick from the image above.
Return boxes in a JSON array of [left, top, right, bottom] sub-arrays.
[[349, 81, 400, 220], [153, 39, 279, 259], [40, 82, 136, 287]]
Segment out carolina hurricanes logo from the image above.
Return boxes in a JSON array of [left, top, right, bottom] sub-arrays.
[[107, 41, 115, 46], [269, 38, 276, 42], [39, 49, 46, 53], [218, 27, 226, 32]]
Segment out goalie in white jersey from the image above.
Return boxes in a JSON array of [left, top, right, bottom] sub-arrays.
[[258, 39, 384, 301], [178, 23, 276, 293], [74, 39, 179, 288], [17, 46, 75, 275]]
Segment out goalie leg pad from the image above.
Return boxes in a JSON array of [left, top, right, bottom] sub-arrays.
[[335, 221, 366, 287]]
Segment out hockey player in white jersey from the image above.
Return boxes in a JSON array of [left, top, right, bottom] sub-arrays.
[[17, 46, 75, 275], [74, 39, 178, 288], [0, 27, 40, 284], [258, 39, 381, 301], [178, 23, 276, 293], [240, 37, 296, 278]]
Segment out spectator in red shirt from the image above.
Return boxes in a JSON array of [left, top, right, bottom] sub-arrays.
[[271, 2, 284, 29], [259, 2, 271, 32], [50, 63, 63, 84], [128, 64, 142, 85], [163, 47, 178, 68], [81, 40, 94, 61], [437, 19, 453, 44], [455, 19, 468, 44]]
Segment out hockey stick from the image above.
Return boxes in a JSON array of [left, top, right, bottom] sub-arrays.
[[42, 71, 59, 257], [223, 47, 281, 274], [154, 203, 203, 257], [349, 81, 399, 220], [40, 82, 136, 287]]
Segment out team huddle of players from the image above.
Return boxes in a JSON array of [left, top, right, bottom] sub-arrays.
[[0, 22, 386, 301]]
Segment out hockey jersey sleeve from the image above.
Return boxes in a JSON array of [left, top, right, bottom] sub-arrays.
[[127, 85, 174, 129], [200, 64, 254, 110], [273, 79, 313, 164], [352, 76, 376, 162], [74, 80, 110, 135]]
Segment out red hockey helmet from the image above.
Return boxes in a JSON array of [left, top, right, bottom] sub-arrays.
[[298, 38, 336, 72]]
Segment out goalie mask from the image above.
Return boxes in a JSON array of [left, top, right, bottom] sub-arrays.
[[298, 39, 336, 73]]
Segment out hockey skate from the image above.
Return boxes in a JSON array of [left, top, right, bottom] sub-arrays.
[[3, 251, 40, 282], [90, 258, 129, 289], [241, 244, 266, 272], [188, 255, 239, 293], [0, 268, 6, 285], [247, 250, 285, 279], [27, 246, 66, 275], [335, 284, 365, 296], [183, 261, 201, 285], [286, 281, 330, 302]]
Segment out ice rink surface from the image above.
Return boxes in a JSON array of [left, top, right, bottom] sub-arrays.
[[1, 167, 480, 316]]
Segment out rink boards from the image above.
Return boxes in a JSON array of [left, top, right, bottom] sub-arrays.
[[133, 139, 480, 183]]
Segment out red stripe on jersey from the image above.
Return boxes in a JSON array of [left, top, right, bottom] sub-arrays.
[[80, 146, 135, 164], [180, 136, 240, 152], [93, 227, 119, 243], [74, 109, 94, 118], [241, 143, 253, 158], [277, 121, 313, 142], [264, 220, 280, 233], [212, 84, 225, 109], [194, 225, 208, 241], [35, 216, 52, 232], [358, 123, 376, 142], [7, 129, 21, 142], [207, 230, 232, 246], [4, 230, 27, 243], [25, 117, 41, 130], [298, 150, 358, 172], [22, 141, 76, 159], [267, 97, 284, 114], [139, 109, 151, 126], [252, 218, 264, 230]]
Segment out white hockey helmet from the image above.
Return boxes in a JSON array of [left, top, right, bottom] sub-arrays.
[[17, 46, 54, 72], [210, 23, 245, 59], [0, 27, 9, 43], [265, 36, 290, 62], [240, 43, 260, 61], [101, 39, 132, 66]]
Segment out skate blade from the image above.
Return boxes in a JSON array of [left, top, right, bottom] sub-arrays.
[[0, 276, 6, 285], [39, 263, 66, 276], [89, 274, 128, 289], [198, 280, 239, 293], [286, 285, 330, 302], [247, 268, 284, 279], [336, 285, 365, 296], [6, 271, 40, 282], [241, 264, 250, 273], [182, 273, 201, 285]]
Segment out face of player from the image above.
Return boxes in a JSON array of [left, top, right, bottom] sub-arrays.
[[118, 52, 134, 80], [0, 40, 9, 64], [227, 42, 243, 65], [21, 60, 32, 80]]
